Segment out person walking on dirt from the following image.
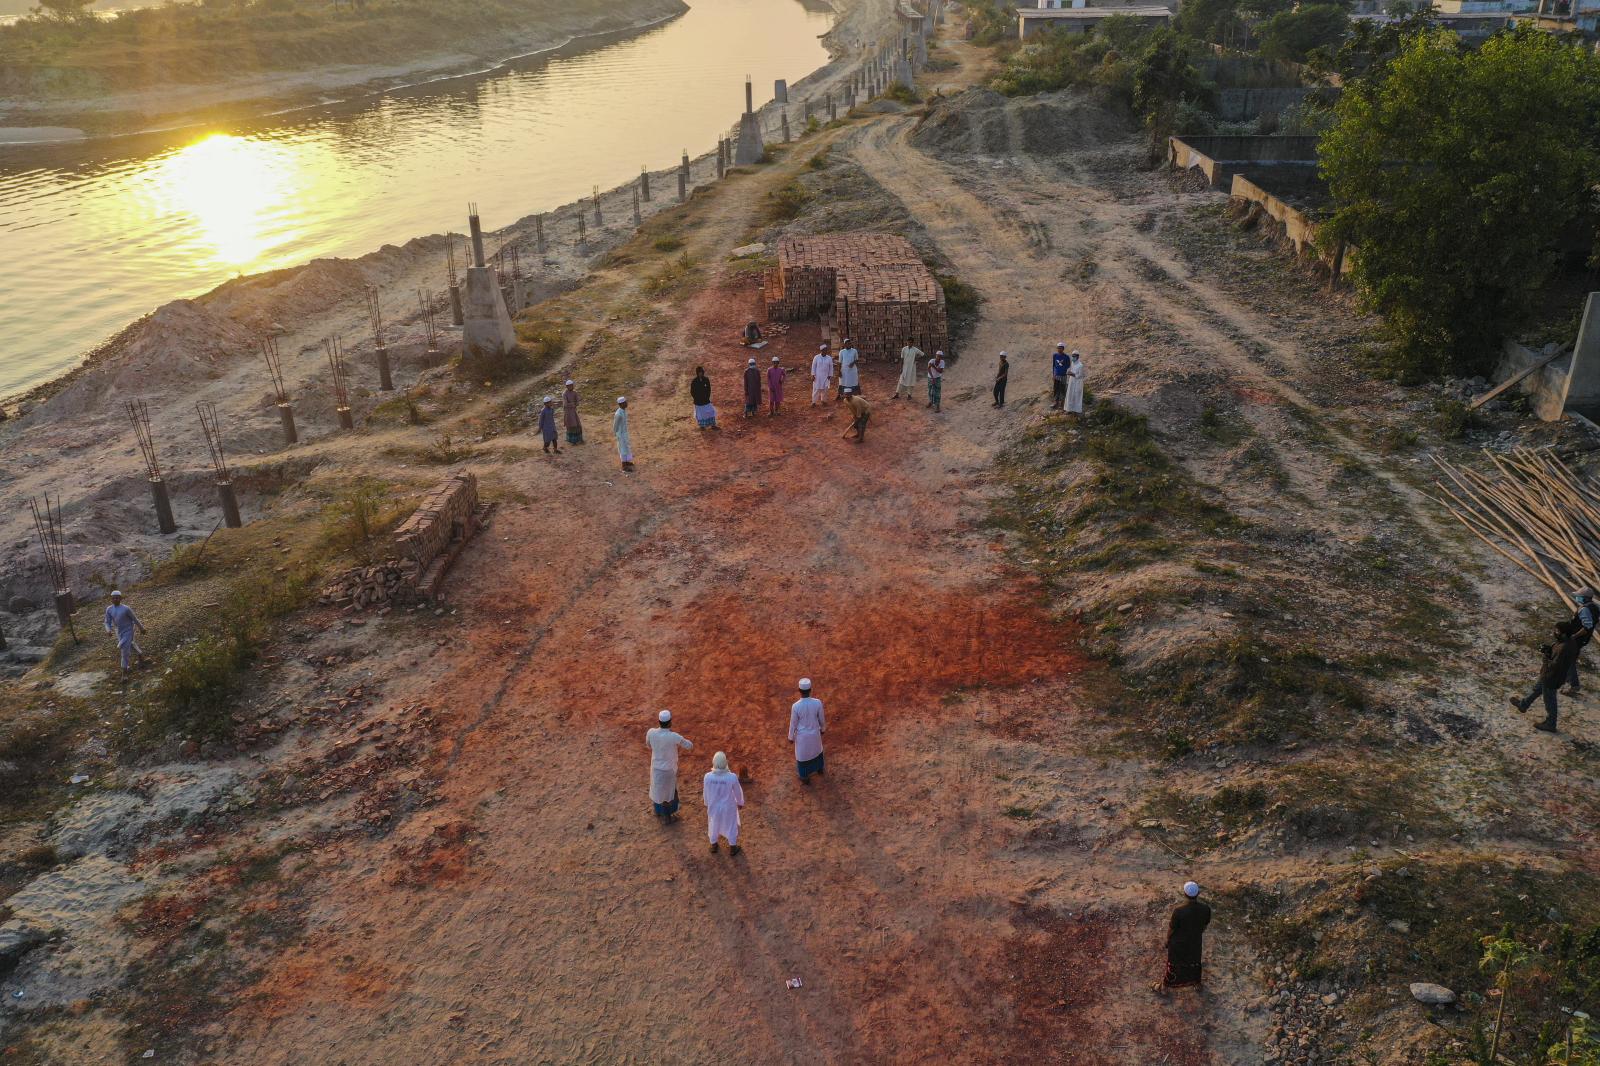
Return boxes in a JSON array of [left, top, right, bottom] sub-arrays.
[[789, 678, 826, 783], [1154, 881, 1211, 993], [647, 710, 694, 821], [703, 751, 745, 856], [538, 396, 562, 455], [926, 351, 946, 413], [562, 380, 584, 445], [613, 396, 635, 472], [768, 356, 787, 416], [1050, 344, 1069, 410], [743, 357, 763, 418], [811, 345, 834, 406], [993, 351, 1009, 409], [1065, 351, 1086, 417], [1560, 587, 1597, 695], [843, 393, 872, 443], [897, 342, 922, 400], [691, 367, 719, 430], [103, 590, 147, 676], [1512, 622, 1584, 732], [838, 338, 861, 399]]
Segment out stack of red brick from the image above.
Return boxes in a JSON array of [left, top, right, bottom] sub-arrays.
[[395, 472, 479, 571], [763, 234, 948, 359]]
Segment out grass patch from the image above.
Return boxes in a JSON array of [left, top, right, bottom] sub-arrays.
[[652, 235, 684, 253], [937, 273, 983, 318], [884, 82, 920, 105], [765, 179, 812, 221], [642, 253, 700, 298]]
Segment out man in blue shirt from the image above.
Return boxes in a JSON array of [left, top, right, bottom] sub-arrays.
[[103, 590, 148, 675], [1050, 343, 1070, 410]]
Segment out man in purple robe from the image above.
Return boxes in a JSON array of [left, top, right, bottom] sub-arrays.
[[767, 356, 786, 416], [743, 357, 762, 418]]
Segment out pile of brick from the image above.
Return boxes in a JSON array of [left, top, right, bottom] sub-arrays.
[[321, 473, 489, 611], [396, 473, 479, 569], [319, 561, 421, 610], [762, 235, 947, 360]]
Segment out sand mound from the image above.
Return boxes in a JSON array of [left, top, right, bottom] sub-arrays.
[[911, 87, 1131, 158], [1017, 90, 1132, 154]]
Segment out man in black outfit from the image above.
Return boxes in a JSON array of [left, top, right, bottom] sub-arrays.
[[993, 351, 1009, 408], [1155, 881, 1211, 993], [1560, 586, 1597, 695], [1511, 622, 1583, 733]]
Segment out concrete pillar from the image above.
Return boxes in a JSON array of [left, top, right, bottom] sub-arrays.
[[53, 590, 74, 629], [216, 481, 242, 528], [640, 168, 651, 202], [376, 346, 394, 391], [679, 166, 688, 201], [735, 110, 764, 166], [744, 77, 754, 115], [462, 265, 519, 355], [468, 213, 487, 268], [804, 99, 813, 121], [633, 187, 642, 225], [1559, 292, 1600, 416], [593, 192, 603, 227], [511, 277, 529, 311], [336, 406, 354, 431], [149, 477, 177, 534], [535, 214, 547, 255], [828, 94, 837, 122], [577, 214, 588, 248], [897, 57, 915, 90], [717, 141, 726, 179], [775, 79, 788, 103], [448, 284, 464, 326], [277, 403, 298, 445], [782, 110, 791, 143]]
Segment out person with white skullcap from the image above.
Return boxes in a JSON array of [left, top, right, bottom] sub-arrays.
[[703, 751, 745, 856], [1050, 343, 1070, 410], [646, 710, 694, 821], [1156, 880, 1212, 992], [562, 379, 584, 445], [926, 350, 946, 413], [538, 395, 561, 455], [788, 678, 827, 783], [1065, 350, 1086, 417], [810, 344, 834, 407], [896, 340, 922, 400], [767, 355, 787, 416], [613, 396, 634, 472], [837, 337, 860, 399], [104, 590, 148, 676], [743, 356, 763, 418]]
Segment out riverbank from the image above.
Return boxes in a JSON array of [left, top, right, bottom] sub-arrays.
[[0, 0, 688, 137]]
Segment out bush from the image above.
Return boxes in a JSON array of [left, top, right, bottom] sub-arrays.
[[652, 235, 684, 252], [884, 82, 919, 105], [765, 180, 812, 221], [938, 273, 983, 317]]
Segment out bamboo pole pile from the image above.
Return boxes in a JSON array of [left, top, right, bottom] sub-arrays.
[[1430, 447, 1600, 610]]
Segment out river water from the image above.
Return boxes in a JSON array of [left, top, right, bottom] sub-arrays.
[[0, 0, 833, 400]]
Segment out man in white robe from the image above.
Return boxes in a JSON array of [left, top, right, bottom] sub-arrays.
[[838, 338, 861, 398], [1065, 351, 1086, 416], [896, 343, 922, 400], [647, 709, 693, 820], [613, 396, 634, 471], [810, 345, 834, 406], [789, 677, 827, 783], [703, 751, 745, 855]]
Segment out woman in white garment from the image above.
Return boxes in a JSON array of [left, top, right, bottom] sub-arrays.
[[613, 396, 634, 471], [703, 751, 746, 856], [1065, 352, 1086, 417]]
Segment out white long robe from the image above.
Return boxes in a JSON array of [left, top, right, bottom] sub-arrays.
[[839, 347, 860, 389], [1065, 358, 1085, 414], [647, 727, 692, 804], [899, 346, 921, 389], [810, 353, 834, 398], [703, 769, 745, 844], [788, 696, 826, 763], [613, 406, 633, 462]]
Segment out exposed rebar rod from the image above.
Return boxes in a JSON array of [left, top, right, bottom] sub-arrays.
[[261, 337, 289, 404], [419, 289, 439, 350], [446, 234, 459, 287], [196, 401, 230, 481], [365, 287, 385, 349], [325, 336, 351, 408], [30, 495, 68, 591], [125, 399, 162, 479]]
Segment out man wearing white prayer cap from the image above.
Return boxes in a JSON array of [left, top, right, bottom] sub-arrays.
[[744, 356, 762, 418], [788, 677, 827, 784], [613, 396, 634, 472], [1157, 880, 1212, 992], [646, 709, 693, 821], [1050, 343, 1070, 410], [538, 395, 561, 455], [810, 344, 834, 407], [104, 589, 148, 676], [703, 751, 745, 856]]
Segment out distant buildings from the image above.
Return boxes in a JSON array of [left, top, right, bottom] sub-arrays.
[[1016, 0, 1173, 38]]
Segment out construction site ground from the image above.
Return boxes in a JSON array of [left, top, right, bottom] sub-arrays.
[[1, 24, 1598, 1066]]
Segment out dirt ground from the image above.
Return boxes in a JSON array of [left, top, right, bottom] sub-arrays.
[[4, 17, 1600, 1066]]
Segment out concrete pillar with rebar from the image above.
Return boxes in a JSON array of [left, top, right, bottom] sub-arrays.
[[462, 203, 519, 357]]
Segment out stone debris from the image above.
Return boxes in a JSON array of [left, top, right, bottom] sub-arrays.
[[320, 561, 421, 611], [1409, 982, 1456, 1005]]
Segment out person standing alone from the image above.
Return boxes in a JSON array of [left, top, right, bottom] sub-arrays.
[[789, 678, 827, 783], [613, 396, 634, 472], [1156, 881, 1211, 993], [703, 751, 745, 856], [896, 342, 922, 400], [993, 351, 1009, 408], [103, 590, 147, 676]]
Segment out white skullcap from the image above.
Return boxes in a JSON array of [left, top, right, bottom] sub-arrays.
[[999, 350, 1007, 356], [843, 337, 851, 343], [748, 357, 756, 365], [1071, 350, 1081, 357], [110, 589, 123, 597], [819, 342, 829, 349], [713, 751, 729, 771], [617, 396, 627, 404], [565, 379, 575, 386], [1056, 342, 1066, 348], [798, 677, 812, 690], [658, 709, 671, 723], [1184, 881, 1201, 898], [542, 395, 553, 403], [772, 355, 780, 362], [935, 350, 944, 356]]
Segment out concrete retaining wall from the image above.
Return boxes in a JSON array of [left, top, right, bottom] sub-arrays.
[[1229, 173, 1355, 280], [1495, 340, 1572, 422], [1168, 135, 1320, 188], [1215, 87, 1316, 123]]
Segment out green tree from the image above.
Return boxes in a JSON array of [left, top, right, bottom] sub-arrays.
[[1258, 4, 1349, 62], [1480, 934, 1538, 1064], [31, 0, 94, 18], [1133, 29, 1215, 159], [1178, 0, 1240, 45], [1317, 0, 1435, 79], [1319, 27, 1600, 378]]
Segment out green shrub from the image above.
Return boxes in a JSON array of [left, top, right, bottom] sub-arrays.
[[766, 180, 812, 221], [652, 235, 684, 252], [938, 273, 983, 317]]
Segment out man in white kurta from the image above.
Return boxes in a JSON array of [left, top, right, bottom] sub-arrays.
[[810, 345, 834, 406], [647, 709, 693, 820], [896, 343, 921, 399], [613, 396, 634, 470], [838, 339, 860, 398], [703, 751, 745, 855], [789, 677, 827, 783], [1065, 352, 1086, 416]]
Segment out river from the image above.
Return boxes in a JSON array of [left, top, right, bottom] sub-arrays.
[[0, 0, 834, 400]]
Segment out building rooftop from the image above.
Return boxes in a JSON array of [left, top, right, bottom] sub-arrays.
[[1016, 5, 1171, 14]]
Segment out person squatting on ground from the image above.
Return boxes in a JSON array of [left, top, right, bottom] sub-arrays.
[[703, 751, 745, 856], [993, 351, 1009, 408], [613, 396, 634, 471], [789, 678, 826, 783], [104, 590, 147, 675], [768, 356, 786, 416], [843, 393, 871, 443], [647, 710, 693, 820], [690, 366, 719, 430], [538, 396, 562, 455], [1155, 881, 1211, 993], [838, 338, 860, 399], [926, 350, 946, 413], [562, 380, 583, 445], [743, 357, 762, 418], [1560, 586, 1597, 695], [1050, 343, 1069, 410], [897, 342, 922, 400], [810, 344, 834, 406], [1511, 620, 1584, 733]]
